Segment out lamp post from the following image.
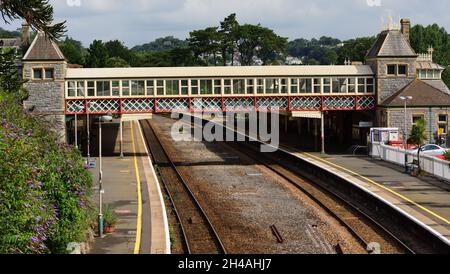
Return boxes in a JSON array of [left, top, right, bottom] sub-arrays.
[[400, 96, 413, 172], [97, 114, 113, 238]]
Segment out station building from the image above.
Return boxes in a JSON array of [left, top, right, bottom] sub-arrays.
[[14, 18, 450, 152]]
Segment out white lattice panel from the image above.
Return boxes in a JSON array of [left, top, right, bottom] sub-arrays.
[[257, 97, 288, 110], [224, 98, 255, 111], [122, 99, 154, 113], [191, 98, 222, 111], [67, 100, 85, 113], [323, 97, 355, 110], [87, 100, 120, 113], [290, 97, 322, 110], [156, 98, 189, 112], [357, 96, 376, 110]]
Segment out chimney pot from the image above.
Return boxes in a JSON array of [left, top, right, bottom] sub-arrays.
[[401, 18, 411, 43], [21, 20, 30, 50]]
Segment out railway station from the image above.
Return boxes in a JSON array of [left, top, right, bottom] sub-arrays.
[[13, 18, 450, 254]]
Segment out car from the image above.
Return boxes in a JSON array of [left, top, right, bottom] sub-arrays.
[[409, 144, 448, 157]]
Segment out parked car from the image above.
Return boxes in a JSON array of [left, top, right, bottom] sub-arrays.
[[409, 144, 448, 157]]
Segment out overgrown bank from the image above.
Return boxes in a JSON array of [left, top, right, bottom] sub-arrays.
[[0, 93, 94, 254]]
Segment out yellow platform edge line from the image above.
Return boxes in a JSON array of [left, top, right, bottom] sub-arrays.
[[131, 121, 143, 254], [302, 152, 450, 226]]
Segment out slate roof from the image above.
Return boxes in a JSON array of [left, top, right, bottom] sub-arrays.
[[422, 79, 450, 94], [366, 30, 417, 58], [380, 79, 450, 107], [23, 32, 65, 61]]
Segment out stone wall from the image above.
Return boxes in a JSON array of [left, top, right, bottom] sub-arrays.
[[22, 61, 67, 141], [387, 107, 450, 142]]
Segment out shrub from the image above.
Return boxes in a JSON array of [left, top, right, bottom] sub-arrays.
[[0, 92, 93, 254]]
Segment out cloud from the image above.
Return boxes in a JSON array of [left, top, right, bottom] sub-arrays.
[[1, 0, 449, 47]]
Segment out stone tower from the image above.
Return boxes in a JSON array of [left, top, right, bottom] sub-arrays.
[[22, 32, 67, 140]]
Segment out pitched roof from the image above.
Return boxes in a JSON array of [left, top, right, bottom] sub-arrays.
[[380, 79, 450, 107], [366, 30, 417, 58], [23, 32, 65, 61], [422, 79, 450, 94]]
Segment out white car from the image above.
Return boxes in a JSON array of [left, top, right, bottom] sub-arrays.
[[409, 144, 448, 157]]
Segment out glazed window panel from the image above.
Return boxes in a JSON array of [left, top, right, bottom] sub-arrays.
[[323, 78, 331, 94], [146, 80, 154, 96], [191, 80, 199, 95], [233, 79, 245, 94], [156, 80, 164, 96], [67, 81, 76, 97], [33, 68, 43, 79], [291, 79, 299, 94], [348, 78, 356, 93], [256, 79, 264, 94], [426, 70, 434, 79], [300, 78, 312, 94], [357, 78, 365, 93], [96, 81, 111, 97], [87, 81, 95, 97], [313, 78, 321, 94], [398, 65, 407, 75], [77, 81, 85, 97], [387, 65, 396, 75], [181, 80, 189, 95], [265, 79, 279, 94], [44, 68, 54, 79], [224, 79, 232, 94], [122, 80, 130, 96], [165, 80, 180, 95], [246, 79, 254, 94], [200, 80, 213, 95], [280, 78, 288, 94], [111, 81, 120, 96], [366, 78, 374, 93]]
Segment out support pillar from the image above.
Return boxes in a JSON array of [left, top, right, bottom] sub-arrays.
[[313, 119, 318, 151], [321, 111, 325, 155], [120, 117, 124, 158]]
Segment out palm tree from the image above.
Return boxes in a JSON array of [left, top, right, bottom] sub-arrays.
[[408, 119, 428, 172]]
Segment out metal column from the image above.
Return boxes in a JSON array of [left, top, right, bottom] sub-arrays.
[[321, 111, 325, 155]]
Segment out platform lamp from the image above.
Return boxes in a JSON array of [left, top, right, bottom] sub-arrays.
[[400, 96, 413, 173], [97, 113, 113, 238]]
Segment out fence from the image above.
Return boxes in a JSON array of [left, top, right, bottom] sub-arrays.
[[370, 142, 450, 182]]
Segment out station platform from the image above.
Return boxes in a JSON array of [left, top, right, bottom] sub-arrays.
[[282, 148, 450, 244], [89, 120, 170, 254]]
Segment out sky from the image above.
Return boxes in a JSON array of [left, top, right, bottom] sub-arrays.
[[1, 0, 450, 47]]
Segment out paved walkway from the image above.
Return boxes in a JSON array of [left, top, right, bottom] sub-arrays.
[[286, 149, 450, 243], [89, 120, 169, 254]]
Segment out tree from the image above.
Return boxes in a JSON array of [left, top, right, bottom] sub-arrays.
[[256, 27, 288, 65], [86, 40, 109, 68], [104, 40, 131, 63], [131, 36, 188, 52], [0, 47, 26, 100], [188, 27, 221, 65], [105, 57, 129, 68], [219, 13, 240, 66], [336, 37, 376, 64], [58, 37, 86, 65], [0, 0, 65, 40], [408, 119, 428, 172]]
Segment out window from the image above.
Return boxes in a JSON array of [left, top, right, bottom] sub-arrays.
[[438, 114, 448, 136], [357, 78, 366, 93], [96, 81, 111, 97], [33, 68, 43, 79], [87, 81, 95, 97], [256, 79, 264, 94], [265, 79, 279, 94], [214, 80, 222, 95], [280, 79, 288, 94], [439, 114, 447, 123], [398, 65, 407, 75], [300, 78, 312, 94], [45, 69, 54, 79], [77, 81, 85, 97], [131, 80, 145, 96], [419, 70, 427, 78], [111, 81, 119, 96], [387, 65, 396, 75], [426, 70, 434, 79], [224, 79, 232, 94], [181, 80, 189, 95], [291, 79, 299, 94], [323, 78, 331, 93], [200, 80, 213, 95], [246, 79, 254, 94], [348, 78, 356, 93], [191, 80, 199, 95], [67, 81, 76, 97], [332, 78, 347, 93], [313, 78, 321, 94], [146, 80, 154, 95], [156, 80, 164, 95], [122, 80, 130, 96], [165, 80, 180, 95], [366, 78, 375, 93], [233, 79, 245, 94]]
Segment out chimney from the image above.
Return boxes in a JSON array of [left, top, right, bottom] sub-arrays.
[[401, 18, 411, 43], [21, 20, 30, 49]]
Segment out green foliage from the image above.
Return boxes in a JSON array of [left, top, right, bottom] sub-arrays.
[[0, 27, 21, 38], [0, 0, 65, 40], [102, 205, 118, 227], [408, 119, 428, 146], [86, 40, 109, 68], [288, 37, 341, 65], [0, 93, 93, 254], [131, 36, 188, 52], [58, 37, 86, 65], [0, 48, 28, 100], [443, 150, 450, 161], [106, 57, 129, 68], [105, 40, 131, 63], [336, 37, 376, 64]]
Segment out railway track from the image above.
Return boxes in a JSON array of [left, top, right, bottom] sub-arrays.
[[176, 114, 415, 254], [140, 119, 227, 254]]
